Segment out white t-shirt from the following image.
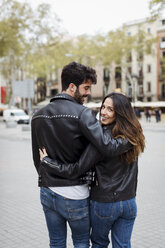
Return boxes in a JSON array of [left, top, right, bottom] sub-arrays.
[[49, 185, 89, 200]]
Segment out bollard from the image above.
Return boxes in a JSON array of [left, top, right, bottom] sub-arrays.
[[6, 120, 17, 128]]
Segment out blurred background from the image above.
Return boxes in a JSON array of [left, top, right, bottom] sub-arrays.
[[0, 0, 165, 118]]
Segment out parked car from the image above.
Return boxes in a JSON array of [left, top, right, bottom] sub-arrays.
[[3, 109, 30, 124]]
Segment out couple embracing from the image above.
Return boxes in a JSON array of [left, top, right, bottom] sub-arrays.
[[31, 62, 145, 248]]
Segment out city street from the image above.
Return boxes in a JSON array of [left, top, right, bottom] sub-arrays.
[[0, 119, 165, 248]]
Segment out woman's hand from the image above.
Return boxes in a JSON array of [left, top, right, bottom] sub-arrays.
[[39, 148, 48, 161]]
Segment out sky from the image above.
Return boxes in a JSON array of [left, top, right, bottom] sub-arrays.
[[19, 0, 151, 36]]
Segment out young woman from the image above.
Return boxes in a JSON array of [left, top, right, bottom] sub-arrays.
[[39, 92, 145, 248]]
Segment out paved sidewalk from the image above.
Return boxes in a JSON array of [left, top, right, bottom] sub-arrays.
[[0, 118, 165, 247], [0, 122, 31, 140]]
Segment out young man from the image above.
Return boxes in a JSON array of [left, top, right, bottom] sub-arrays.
[[31, 62, 130, 248]]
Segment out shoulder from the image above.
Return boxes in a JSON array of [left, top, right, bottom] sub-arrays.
[[31, 104, 51, 121], [79, 106, 96, 120]]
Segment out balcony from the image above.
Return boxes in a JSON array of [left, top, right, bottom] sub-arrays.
[[159, 74, 165, 81], [160, 41, 165, 49], [158, 95, 165, 101]]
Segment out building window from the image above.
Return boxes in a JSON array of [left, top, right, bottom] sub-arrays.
[[138, 85, 143, 96], [162, 84, 165, 97], [147, 82, 151, 92], [127, 32, 131, 36], [138, 52, 143, 61], [160, 38, 165, 49], [103, 68, 110, 83], [125, 67, 132, 80], [162, 66, 165, 74], [147, 64, 151, 73], [128, 67, 132, 74], [116, 82, 121, 89], [162, 51, 165, 57], [139, 66, 143, 78], [115, 67, 121, 79], [147, 27, 151, 33], [127, 84, 132, 97], [162, 19, 165, 25]]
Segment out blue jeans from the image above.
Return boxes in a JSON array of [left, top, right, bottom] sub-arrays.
[[40, 187, 90, 248], [90, 198, 137, 248]]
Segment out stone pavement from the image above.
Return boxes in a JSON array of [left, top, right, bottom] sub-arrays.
[[0, 118, 165, 247]]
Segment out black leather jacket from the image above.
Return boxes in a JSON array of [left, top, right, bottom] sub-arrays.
[[31, 94, 131, 187], [40, 125, 138, 202]]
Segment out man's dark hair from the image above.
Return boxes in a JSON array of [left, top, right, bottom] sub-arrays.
[[61, 61, 97, 91]]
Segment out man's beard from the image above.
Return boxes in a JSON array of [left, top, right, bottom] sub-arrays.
[[74, 88, 88, 105]]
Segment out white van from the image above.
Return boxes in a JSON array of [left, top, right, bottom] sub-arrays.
[[3, 109, 30, 124]]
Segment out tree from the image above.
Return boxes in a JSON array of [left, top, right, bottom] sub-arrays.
[[0, 0, 63, 58], [149, 0, 165, 19], [0, 0, 64, 102]]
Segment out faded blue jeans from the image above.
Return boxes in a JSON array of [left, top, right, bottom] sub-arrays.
[[90, 198, 137, 248], [40, 187, 90, 248]]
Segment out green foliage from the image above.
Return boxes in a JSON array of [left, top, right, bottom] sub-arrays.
[[0, 0, 62, 80], [149, 0, 165, 19], [0, 0, 157, 82]]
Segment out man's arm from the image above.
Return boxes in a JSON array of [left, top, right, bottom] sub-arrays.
[[79, 108, 132, 157], [31, 120, 40, 174]]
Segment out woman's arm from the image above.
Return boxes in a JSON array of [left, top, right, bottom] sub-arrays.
[[39, 130, 132, 180], [39, 144, 101, 180], [79, 108, 132, 157]]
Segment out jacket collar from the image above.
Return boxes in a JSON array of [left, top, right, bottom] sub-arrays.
[[102, 123, 115, 130], [50, 93, 77, 103]]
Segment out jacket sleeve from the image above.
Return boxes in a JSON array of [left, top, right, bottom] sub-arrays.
[[31, 119, 40, 174], [40, 144, 101, 179], [79, 108, 132, 157]]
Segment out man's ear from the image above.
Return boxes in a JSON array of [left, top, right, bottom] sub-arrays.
[[69, 83, 77, 93]]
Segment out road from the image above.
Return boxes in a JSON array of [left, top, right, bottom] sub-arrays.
[[0, 120, 165, 247]]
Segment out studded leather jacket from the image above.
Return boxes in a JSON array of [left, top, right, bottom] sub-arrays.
[[40, 125, 138, 202], [31, 94, 131, 187]]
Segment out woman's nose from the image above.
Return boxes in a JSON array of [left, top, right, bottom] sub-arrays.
[[101, 108, 106, 115]]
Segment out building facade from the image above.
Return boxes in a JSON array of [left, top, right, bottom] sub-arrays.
[[157, 18, 165, 100], [1, 17, 165, 106], [91, 17, 165, 102], [121, 17, 159, 102]]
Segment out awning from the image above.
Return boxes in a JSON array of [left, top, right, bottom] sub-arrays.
[[133, 101, 165, 107]]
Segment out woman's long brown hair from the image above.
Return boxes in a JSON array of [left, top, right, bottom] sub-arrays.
[[101, 93, 145, 164]]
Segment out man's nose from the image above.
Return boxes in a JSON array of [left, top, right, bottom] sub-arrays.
[[86, 89, 91, 95]]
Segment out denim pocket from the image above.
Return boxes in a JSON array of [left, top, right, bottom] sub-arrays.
[[40, 187, 55, 211], [94, 202, 115, 219], [68, 206, 89, 221], [127, 198, 137, 218]]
